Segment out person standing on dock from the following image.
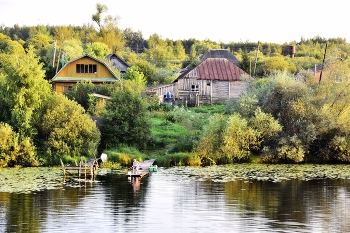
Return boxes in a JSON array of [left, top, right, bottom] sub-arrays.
[[132, 159, 140, 174]]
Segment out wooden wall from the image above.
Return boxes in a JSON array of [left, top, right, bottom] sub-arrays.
[[147, 78, 249, 105], [56, 57, 115, 78]]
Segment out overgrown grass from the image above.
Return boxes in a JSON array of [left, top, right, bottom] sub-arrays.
[[155, 152, 201, 167], [148, 114, 189, 154], [191, 104, 225, 114], [103, 145, 149, 167], [145, 104, 226, 164]]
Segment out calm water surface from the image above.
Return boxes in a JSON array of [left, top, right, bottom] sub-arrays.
[[1, 166, 350, 233]]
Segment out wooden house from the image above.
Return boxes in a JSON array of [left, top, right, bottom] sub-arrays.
[[106, 52, 130, 76], [52, 54, 118, 94], [145, 49, 251, 105]]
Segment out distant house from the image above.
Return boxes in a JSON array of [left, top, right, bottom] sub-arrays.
[[145, 49, 251, 105], [200, 49, 240, 66], [106, 52, 130, 76], [52, 54, 119, 94]]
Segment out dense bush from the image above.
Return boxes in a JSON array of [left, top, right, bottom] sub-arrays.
[[38, 94, 100, 158], [224, 69, 350, 163], [100, 81, 152, 150], [0, 122, 40, 167]]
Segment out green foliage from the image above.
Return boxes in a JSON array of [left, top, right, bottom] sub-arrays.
[[226, 67, 350, 163], [102, 146, 147, 166], [0, 33, 25, 54], [124, 66, 147, 87], [25, 28, 53, 58], [258, 56, 297, 76], [0, 48, 52, 138], [84, 42, 110, 59], [39, 94, 100, 158], [65, 81, 96, 110], [221, 114, 257, 163], [153, 67, 176, 85], [100, 82, 151, 150], [225, 92, 259, 117], [193, 40, 221, 55], [135, 60, 156, 86], [191, 104, 225, 114], [263, 136, 305, 163], [168, 134, 195, 153], [149, 115, 188, 150], [194, 114, 227, 164], [87, 94, 107, 117], [145, 33, 173, 67], [249, 108, 282, 151], [61, 39, 84, 62], [0, 122, 40, 167]]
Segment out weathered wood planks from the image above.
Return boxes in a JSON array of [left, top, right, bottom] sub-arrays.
[[60, 158, 99, 178]]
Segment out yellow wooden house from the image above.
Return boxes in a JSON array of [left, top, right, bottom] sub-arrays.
[[52, 54, 119, 94]]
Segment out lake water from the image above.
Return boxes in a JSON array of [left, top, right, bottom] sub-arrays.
[[1, 166, 350, 232]]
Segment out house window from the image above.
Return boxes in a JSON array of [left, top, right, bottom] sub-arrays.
[[76, 64, 97, 73], [191, 84, 199, 92]]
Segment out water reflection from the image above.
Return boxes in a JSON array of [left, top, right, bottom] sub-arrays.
[[130, 177, 141, 193], [1, 167, 350, 232]]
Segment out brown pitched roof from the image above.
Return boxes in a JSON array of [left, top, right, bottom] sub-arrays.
[[174, 58, 249, 82]]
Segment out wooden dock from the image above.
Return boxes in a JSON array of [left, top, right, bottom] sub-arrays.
[[60, 158, 99, 178], [126, 159, 156, 178]]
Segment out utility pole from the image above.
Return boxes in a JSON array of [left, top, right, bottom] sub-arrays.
[[55, 49, 61, 74], [319, 43, 328, 83], [254, 41, 259, 76], [249, 56, 251, 75], [52, 41, 57, 67]]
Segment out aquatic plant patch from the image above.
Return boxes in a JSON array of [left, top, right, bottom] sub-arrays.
[[0, 167, 129, 193], [0, 167, 64, 193], [160, 164, 350, 183]]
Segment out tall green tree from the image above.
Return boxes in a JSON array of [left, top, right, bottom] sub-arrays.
[[0, 48, 52, 138], [25, 26, 53, 60], [145, 33, 172, 67], [60, 39, 84, 62], [92, 3, 125, 53], [100, 81, 151, 150], [0, 33, 25, 54], [84, 41, 110, 59], [124, 28, 145, 53]]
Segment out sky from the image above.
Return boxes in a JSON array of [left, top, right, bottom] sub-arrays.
[[0, 0, 348, 44]]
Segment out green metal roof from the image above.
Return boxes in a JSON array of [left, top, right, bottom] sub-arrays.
[[52, 77, 118, 82]]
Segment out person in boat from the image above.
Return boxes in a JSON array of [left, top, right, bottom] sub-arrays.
[[132, 159, 140, 174]]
